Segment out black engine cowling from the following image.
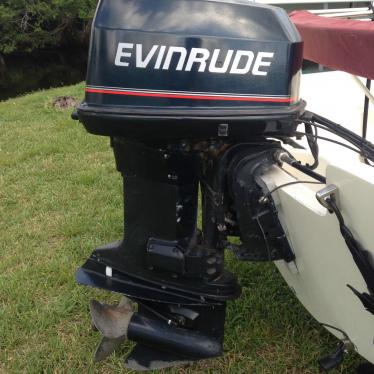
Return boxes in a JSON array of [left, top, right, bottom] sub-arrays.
[[77, 0, 304, 139]]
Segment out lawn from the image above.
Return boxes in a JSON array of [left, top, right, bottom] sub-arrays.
[[0, 84, 363, 373]]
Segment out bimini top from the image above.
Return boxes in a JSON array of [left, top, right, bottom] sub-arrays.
[[290, 10, 374, 80]]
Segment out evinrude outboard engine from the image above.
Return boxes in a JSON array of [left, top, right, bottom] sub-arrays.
[[74, 0, 304, 369]]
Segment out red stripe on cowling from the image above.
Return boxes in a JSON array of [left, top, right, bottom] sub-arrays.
[[85, 88, 296, 103]]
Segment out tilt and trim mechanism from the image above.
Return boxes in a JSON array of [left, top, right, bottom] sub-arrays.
[[72, 0, 374, 371]]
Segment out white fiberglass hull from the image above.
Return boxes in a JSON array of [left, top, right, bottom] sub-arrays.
[[262, 152, 374, 363]]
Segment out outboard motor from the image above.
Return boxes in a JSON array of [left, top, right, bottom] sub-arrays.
[[74, 0, 304, 370]]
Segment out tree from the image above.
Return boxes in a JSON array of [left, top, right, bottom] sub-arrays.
[[0, 0, 97, 54]]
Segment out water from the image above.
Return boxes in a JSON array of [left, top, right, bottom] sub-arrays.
[[0, 49, 87, 102]]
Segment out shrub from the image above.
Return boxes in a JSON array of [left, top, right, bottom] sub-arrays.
[[0, 0, 97, 54]]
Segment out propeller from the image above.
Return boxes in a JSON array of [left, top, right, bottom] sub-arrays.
[[89, 296, 134, 362]]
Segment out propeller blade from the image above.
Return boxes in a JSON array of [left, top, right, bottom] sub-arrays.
[[94, 336, 127, 362], [118, 295, 133, 308], [89, 299, 134, 339]]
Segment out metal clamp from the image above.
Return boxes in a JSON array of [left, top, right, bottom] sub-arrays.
[[316, 184, 339, 212]]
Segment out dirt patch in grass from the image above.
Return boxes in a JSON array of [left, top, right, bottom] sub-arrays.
[[52, 96, 78, 109]]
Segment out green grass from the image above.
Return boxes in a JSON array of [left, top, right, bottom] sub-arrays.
[[0, 85, 363, 373]]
